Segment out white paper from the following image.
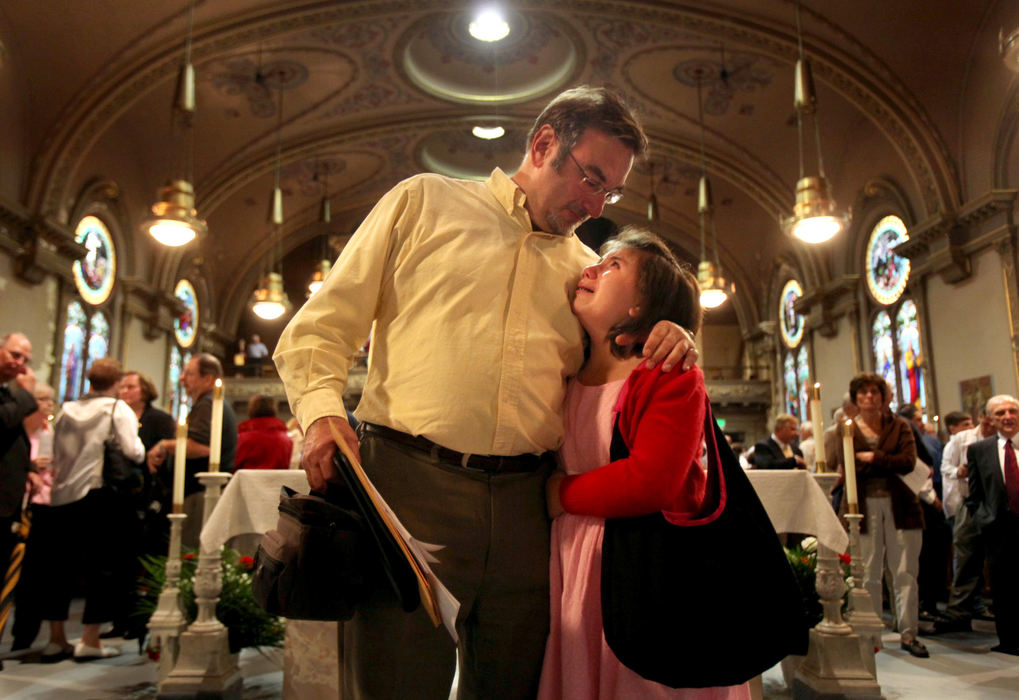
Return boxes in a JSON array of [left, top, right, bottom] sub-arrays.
[[359, 473, 462, 642], [897, 458, 931, 495]]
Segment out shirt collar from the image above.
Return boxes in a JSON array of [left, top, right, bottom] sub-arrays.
[[484, 167, 575, 239], [997, 433, 1019, 449]]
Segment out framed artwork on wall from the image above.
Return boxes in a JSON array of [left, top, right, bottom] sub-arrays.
[[959, 375, 993, 422]]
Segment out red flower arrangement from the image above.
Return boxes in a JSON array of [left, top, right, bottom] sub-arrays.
[[838, 552, 851, 565], [183, 552, 196, 561], [239, 555, 255, 570]]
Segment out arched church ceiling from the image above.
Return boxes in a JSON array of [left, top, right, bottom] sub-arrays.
[[1, 0, 1014, 336]]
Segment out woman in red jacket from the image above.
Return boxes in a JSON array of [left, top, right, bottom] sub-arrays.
[[539, 227, 748, 699], [235, 394, 293, 470]]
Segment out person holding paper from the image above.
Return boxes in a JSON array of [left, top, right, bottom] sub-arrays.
[[42, 358, 144, 661], [146, 354, 237, 548], [836, 372, 927, 658], [274, 86, 698, 699]]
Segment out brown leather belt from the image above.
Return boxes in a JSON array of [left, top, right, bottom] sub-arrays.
[[359, 422, 550, 474]]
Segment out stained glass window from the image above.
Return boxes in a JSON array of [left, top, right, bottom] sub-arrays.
[[169, 347, 192, 419], [779, 280, 805, 348], [797, 346, 810, 424], [81, 311, 110, 394], [897, 300, 926, 413], [872, 311, 899, 409], [173, 279, 199, 349], [865, 215, 910, 305], [72, 216, 117, 305], [784, 353, 798, 418], [58, 301, 87, 403]]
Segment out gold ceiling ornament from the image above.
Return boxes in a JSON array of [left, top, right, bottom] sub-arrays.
[[693, 78, 732, 310], [646, 162, 660, 225], [251, 85, 292, 321], [143, 0, 206, 248], [781, 1, 850, 245], [1002, 25, 1019, 73]]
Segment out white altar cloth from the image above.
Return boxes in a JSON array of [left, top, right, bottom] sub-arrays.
[[747, 470, 848, 553], [200, 469, 310, 552]]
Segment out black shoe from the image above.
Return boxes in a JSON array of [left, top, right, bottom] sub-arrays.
[[40, 643, 74, 663], [901, 638, 930, 658], [991, 644, 1019, 656]]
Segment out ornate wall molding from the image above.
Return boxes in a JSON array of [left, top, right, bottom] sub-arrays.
[[896, 189, 1018, 283]]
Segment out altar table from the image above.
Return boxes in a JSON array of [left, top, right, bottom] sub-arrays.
[[746, 470, 848, 553]]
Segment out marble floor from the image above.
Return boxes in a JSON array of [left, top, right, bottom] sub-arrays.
[[0, 604, 1016, 698]]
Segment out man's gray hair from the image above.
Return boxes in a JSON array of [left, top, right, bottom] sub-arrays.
[[986, 394, 1019, 414]]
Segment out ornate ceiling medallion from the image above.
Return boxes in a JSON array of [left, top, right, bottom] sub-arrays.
[[399, 12, 580, 104]]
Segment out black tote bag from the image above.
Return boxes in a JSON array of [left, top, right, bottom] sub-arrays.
[[601, 396, 809, 688], [252, 450, 420, 621]]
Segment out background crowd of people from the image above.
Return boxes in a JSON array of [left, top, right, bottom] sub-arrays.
[[732, 372, 1019, 659], [0, 333, 296, 663]]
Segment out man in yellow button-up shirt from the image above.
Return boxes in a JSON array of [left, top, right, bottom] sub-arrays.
[[274, 86, 697, 699]]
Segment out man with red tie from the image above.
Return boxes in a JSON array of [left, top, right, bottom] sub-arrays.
[[965, 394, 1019, 656]]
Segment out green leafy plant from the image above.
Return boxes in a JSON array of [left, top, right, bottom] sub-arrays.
[[784, 538, 852, 628], [135, 548, 284, 654]]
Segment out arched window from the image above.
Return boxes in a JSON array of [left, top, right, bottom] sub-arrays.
[[167, 279, 200, 418], [778, 279, 809, 422], [58, 216, 117, 403], [168, 345, 192, 420], [865, 215, 927, 414]]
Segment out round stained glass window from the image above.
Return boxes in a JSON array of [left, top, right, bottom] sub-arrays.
[[72, 216, 116, 305], [779, 279, 805, 348], [865, 215, 910, 305], [173, 279, 199, 348]]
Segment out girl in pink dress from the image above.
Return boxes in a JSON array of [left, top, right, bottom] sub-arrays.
[[538, 227, 749, 700]]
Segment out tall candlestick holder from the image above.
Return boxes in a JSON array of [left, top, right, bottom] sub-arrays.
[[148, 512, 187, 684], [159, 472, 240, 699], [792, 474, 881, 699], [843, 512, 884, 675]]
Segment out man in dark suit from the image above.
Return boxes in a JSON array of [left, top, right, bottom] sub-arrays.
[[0, 333, 42, 575], [965, 394, 1019, 656], [753, 413, 806, 469]]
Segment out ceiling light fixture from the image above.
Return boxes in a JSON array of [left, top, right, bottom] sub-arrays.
[[251, 83, 292, 321], [472, 125, 505, 140], [693, 76, 731, 310], [308, 164, 333, 297], [143, 0, 206, 247], [781, 1, 849, 244], [469, 7, 510, 42]]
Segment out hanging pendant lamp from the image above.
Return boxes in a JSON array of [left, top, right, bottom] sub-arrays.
[[143, 0, 206, 247], [693, 78, 731, 309], [250, 85, 291, 320], [781, 1, 849, 244]]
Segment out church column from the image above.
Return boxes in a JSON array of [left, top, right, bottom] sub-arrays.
[[996, 235, 1019, 391]]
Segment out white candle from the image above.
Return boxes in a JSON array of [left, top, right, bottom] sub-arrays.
[[173, 408, 187, 513], [842, 419, 859, 514], [810, 382, 826, 472], [209, 378, 223, 471]]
